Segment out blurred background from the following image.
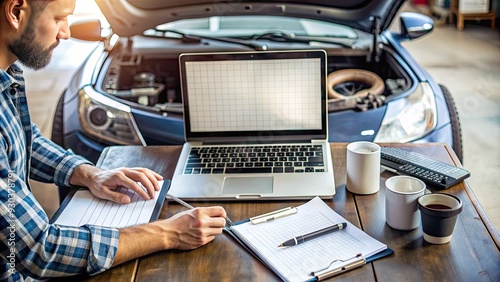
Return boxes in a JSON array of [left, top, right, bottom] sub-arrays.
[[25, 0, 499, 232]]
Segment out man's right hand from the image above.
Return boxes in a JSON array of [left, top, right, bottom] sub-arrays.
[[156, 206, 227, 250], [111, 206, 227, 267]]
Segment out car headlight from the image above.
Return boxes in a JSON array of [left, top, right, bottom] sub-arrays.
[[374, 82, 437, 143], [78, 86, 145, 145]]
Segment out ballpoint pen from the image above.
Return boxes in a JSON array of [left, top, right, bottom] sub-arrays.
[[166, 194, 235, 227], [278, 222, 347, 247]]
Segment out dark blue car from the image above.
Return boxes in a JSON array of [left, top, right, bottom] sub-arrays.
[[52, 0, 462, 164]]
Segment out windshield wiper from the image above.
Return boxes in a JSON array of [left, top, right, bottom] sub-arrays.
[[154, 29, 268, 51], [250, 31, 356, 48]]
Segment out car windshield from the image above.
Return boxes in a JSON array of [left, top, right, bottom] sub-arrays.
[[144, 16, 357, 39]]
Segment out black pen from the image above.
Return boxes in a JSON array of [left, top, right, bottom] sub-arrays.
[[278, 222, 347, 247]]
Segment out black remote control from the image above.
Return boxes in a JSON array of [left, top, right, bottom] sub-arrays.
[[380, 147, 470, 189]]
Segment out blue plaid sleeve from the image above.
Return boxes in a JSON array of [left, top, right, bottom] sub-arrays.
[[1, 166, 119, 280], [29, 124, 91, 187]]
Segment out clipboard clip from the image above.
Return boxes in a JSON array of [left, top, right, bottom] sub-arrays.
[[312, 253, 365, 280], [250, 207, 298, 224]]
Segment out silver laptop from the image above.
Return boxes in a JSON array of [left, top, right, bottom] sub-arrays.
[[169, 50, 335, 200]]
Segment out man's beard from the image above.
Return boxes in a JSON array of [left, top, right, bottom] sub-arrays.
[[8, 24, 59, 70]]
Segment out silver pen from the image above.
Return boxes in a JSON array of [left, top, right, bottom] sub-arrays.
[[166, 194, 234, 227]]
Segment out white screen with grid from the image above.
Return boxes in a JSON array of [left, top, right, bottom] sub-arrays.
[[185, 58, 322, 132]]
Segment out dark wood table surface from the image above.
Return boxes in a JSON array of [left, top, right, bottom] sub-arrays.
[[70, 143, 499, 281]]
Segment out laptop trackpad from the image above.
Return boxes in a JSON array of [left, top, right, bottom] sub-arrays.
[[222, 177, 273, 195]]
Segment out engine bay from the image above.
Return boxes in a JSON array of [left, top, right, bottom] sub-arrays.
[[100, 47, 411, 114]]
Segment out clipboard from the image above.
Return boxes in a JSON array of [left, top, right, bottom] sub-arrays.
[[50, 180, 170, 227], [224, 197, 393, 282]]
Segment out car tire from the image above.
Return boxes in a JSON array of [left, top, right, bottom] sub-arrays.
[[440, 84, 463, 162], [51, 93, 65, 147]]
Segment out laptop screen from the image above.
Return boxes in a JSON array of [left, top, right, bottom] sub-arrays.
[[179, 50, 327, 143]]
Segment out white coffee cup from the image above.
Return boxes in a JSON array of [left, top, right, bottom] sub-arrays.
[[346, 141, 381, 195], [385, 175, 426, 230]]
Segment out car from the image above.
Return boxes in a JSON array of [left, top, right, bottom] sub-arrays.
[[52, 0, 463, 165]]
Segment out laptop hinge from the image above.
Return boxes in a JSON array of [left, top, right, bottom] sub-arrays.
[[188, 140, 327, 146]]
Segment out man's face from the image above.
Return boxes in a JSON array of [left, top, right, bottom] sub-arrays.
[[8, 0, 75, 70], [8, 20, 58, 70]]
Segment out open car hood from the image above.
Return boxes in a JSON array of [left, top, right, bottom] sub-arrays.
[[96, 0, 406, 37]]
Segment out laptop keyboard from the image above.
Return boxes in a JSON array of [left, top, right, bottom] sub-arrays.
[[183, 144, 326, 174]]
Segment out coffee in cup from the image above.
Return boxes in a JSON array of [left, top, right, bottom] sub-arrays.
[[418, 193, 462, 244]]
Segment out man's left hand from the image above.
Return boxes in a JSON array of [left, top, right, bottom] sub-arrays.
[[70, 164, 163, 204]]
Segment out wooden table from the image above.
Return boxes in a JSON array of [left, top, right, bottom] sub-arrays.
[[71, 143, 500, 281]]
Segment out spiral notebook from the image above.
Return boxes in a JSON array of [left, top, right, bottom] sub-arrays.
[[225, 197, 392, 281]]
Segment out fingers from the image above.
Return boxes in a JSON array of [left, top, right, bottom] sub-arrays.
[[129, 167, 164, 188], [162, 206, 228, 250], [190, 207, 227, 232], [90, 167, 164, 203], [197, 215, 226, 231], [202, 206, 228, 223], [104, 168, 162, 201], [113, 175, 153, 201], [120, 168, 163, 199], [101, 189, 132, 204]]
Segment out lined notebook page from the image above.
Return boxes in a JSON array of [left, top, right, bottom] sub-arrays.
[[54, 180, 164, 228], [230, 197, 387, 282]]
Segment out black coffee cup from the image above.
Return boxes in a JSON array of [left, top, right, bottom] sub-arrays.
[[418, 193, 462, 244]]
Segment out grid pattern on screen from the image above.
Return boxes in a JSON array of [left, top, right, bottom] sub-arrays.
[[185, 58, 322, 132], [248, 212, 366, 277]]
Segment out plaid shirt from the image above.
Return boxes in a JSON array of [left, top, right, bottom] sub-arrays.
[[0, 63, 119, 281]]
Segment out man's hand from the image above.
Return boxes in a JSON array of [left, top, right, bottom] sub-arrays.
[[112, 206, 227, 266], [70, 164, 163, 204], [158, 206, 227, 250]]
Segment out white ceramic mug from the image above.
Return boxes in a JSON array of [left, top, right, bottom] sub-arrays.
[[346, 141, 381, 195], [385, 175, 426, 230]]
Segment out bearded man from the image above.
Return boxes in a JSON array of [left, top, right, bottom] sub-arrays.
[[0, 1, 227, 280]]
